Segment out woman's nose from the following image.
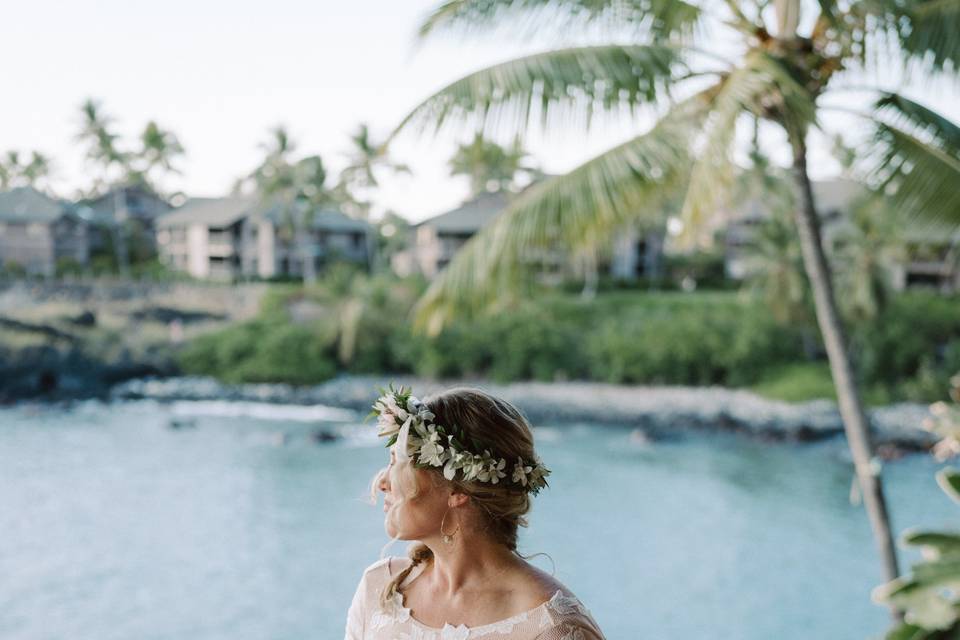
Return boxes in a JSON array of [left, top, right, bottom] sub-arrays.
[[378, 470, 390, 493]]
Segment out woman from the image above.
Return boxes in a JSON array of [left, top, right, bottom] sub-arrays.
[[345, 386, 605, 640]]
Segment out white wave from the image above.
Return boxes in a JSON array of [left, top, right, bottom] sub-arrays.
[[168, 400, 357, 422]]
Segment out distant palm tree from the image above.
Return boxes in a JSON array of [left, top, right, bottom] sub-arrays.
[[77, 98, 135, 276], [449, 132, 537, 196], [250, 127, 335, 284], [0, 150, 52, 190], [832, 196, 906, 321], [134, 121, 185, 189], [395, 0, 960, 597], [336, 123, 410, 220], [77, 99, 129, 191]]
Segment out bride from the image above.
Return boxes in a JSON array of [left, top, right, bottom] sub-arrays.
[[345, 386, 605, 640]]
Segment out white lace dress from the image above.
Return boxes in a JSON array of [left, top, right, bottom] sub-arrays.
[[344, 557, 605, 640]]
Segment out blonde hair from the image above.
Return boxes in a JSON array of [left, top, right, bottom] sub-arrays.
[[374, 387, 539, 608]]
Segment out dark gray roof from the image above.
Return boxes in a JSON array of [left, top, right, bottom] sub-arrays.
[[259, 203, 369, 233], [156, 197, 257, 228], [417, 191, 511, 234], [81, 185, 171, 224], [157, 196, 369, 233], [0, 187, 72, 224]]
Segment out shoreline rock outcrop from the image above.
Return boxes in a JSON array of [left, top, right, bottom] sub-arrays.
[[110, 375, 938, 453]]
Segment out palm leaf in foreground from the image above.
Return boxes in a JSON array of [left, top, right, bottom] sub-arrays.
[[394, 45, 687, 138], [417, 0, 704, 42], [412, 89, 716, 333], [678, 51, 817, 245], [869, 93, 960, 229]]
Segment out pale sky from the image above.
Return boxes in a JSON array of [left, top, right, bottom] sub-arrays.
[[2, 0, 957, 223]]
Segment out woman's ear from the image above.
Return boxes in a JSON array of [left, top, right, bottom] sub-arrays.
[[448, 491, 469, 508]]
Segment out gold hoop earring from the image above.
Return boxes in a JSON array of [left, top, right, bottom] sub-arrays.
[[440, 508, 460, 544]]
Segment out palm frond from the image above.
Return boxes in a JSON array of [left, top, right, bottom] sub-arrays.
[[868, 96, 960, 228], [394, 44, 686, 141], [411, 88, 717, 333], [875, 92, 960, 156], [901, 0, 960, 74], [677, 51, 817, 247], [418, 0, 703, 42], [864, 0, 960, 76]]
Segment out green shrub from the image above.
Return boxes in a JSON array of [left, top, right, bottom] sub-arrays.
[[174, 279, 960, 399], [853, 293, 960, 400]]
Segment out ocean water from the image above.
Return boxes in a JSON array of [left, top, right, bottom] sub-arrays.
[[0, 398, 952, 640]]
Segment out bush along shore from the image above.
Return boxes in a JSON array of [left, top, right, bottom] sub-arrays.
[[112, 374, 938, 453], [173, 276, 960, 405]]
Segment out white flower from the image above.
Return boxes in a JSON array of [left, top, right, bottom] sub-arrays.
[[512, 457, 533, 486], [443, 451, 468, 481], [418, 432, 447, 467], [489, 458, 507, 484], [376, 413, 401, 439], [478, 456, 506, 483], [461, 455, 483, 482]]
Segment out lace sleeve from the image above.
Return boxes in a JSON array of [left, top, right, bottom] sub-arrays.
[[344, 570, 367, 640], [533, 621, 605, 640]]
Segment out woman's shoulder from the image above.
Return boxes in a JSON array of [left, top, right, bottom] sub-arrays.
[[359, 555, 412, 584], [536, 589, 605, 640]]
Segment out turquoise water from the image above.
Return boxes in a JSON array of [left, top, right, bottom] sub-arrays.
[[0, 399, 952, 640]]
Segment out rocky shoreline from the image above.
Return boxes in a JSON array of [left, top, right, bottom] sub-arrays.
[[111, 374, 938, 454]]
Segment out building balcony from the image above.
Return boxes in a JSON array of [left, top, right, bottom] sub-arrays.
[[207, 242, 237, 257]]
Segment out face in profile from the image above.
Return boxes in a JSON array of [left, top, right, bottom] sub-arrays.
[[378, 446, 450, 541]]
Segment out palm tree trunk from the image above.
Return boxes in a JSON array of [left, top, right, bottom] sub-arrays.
[[112, 188, 130, 279], [297, 224, 317, 285], [580, 248, 598, 300], [789, 137, 902, 608]]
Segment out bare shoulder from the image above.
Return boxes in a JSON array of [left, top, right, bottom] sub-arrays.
[[510, 558, 574, 609]]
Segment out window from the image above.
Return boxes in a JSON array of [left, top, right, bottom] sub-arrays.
[[27, 223, 45, 236]]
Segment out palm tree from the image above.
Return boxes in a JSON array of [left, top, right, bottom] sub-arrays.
[[77, 98, 135, 277], [250, 128, 335, 284], [0, 150, 52, 190], [393, 0, 960, 599], [77, 99, 129, 191], [134, 121, 185, 189], [832, 195, 906, 321], [336, 123, 410, 220], [449, 132, 537, 196]]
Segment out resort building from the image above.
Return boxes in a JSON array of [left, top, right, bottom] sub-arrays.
[[724, 179, 863, 280], [391, 190, 662, 282], [0, 187, 88, 276], [79, 185, 172, 252], [723, 178, 960, 292], [156, 197, 371, 280], [894, 228, 960, 291]]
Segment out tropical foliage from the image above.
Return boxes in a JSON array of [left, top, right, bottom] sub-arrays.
[[75, 98, 185, 276], [449, 133, 539, 196], [76, 98, 184, 197], [393, 0, 960, 589], [236, 126, 337, 284], [335, 123, 410, 220], [0, 150, 52, 190], [873, 374, 960, 638]]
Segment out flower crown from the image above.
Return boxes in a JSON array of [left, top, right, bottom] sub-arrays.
[[370, 385, 550, 495]]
